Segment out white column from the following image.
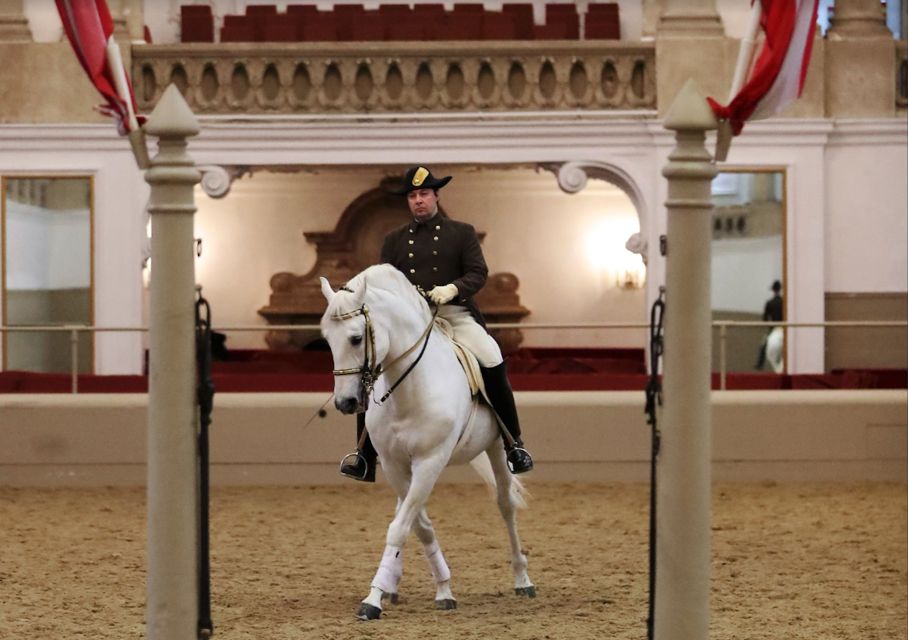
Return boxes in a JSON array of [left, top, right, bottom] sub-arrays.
[[144, 84, 202, 640], [655, 79, 718, 640]]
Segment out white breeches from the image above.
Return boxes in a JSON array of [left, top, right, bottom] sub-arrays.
[[437, 304, 503, 367]]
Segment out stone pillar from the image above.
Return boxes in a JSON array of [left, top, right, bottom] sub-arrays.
[[828, 0, 891, 38], [105, 0, 132, 42], [655, 0, 730, 116], [657, 0, 724, 36], [826, 0, 895, 117], [144, 84, 202, 640], [655, 79, 717, 640], [0, 0, 31, 42]]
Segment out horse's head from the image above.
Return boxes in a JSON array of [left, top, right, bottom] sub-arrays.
[[319, 273, 390, 414]]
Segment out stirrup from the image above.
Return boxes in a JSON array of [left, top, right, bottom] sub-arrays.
[[340, 450, 375, 482], [506, 445, 534, 474]]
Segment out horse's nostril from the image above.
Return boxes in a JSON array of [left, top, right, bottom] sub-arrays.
[[336, 397, 357, 414]]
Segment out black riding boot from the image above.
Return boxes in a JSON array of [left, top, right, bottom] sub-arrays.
[[481, 362, 534, 474], [339, 412, 377, 482]]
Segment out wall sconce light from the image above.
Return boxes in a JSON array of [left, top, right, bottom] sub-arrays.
[[616, 267, 645, 290]]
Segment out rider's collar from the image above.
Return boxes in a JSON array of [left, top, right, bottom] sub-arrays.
[[409, 212, 442, 231]]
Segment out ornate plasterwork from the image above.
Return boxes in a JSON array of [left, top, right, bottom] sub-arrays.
[[545, 160, 650, 263]]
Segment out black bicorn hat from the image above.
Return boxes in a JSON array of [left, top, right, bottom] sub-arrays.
[[389, 166, 452, 195]]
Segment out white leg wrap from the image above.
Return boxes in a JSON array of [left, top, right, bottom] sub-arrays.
[[423, 540, 451, 583], [371, 545, 403, 593]]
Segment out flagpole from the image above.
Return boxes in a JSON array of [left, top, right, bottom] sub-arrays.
[[715, 1, 763, 161], [105, 36, 150, 169], [729, 2, 764, 101]]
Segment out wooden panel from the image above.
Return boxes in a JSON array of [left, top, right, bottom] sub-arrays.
[[825, 292, 908, 370]]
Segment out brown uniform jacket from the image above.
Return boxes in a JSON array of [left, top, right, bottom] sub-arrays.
[[380, 215, 488, 324]]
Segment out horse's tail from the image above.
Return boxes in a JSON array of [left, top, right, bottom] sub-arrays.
[[469, 452, 530, 510]]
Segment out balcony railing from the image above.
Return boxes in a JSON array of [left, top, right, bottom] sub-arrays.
[[131, 41, 656, 115]]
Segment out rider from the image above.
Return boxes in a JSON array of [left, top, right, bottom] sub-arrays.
[[340, 166, 534, 482]]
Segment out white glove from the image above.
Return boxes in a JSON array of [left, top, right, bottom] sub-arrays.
[[428, 283, 458, 305]]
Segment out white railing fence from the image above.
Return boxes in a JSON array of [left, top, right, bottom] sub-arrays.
[[0, 320, 905, 393]]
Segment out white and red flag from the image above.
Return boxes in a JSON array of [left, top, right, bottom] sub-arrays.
[[708, 0, 820, 136], [55, 0, 144, 135]]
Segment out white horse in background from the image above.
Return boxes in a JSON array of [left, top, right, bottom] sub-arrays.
[[320, 264, 535, 620], [765, 326, 785, 373]]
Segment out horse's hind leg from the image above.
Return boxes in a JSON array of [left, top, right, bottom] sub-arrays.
[[488, 443, 535, 597], [413, 508, 456, 609]]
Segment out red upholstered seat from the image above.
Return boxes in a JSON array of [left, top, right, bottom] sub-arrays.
[[502, 4, 535, 39], [181, 15, 214, 42], [221, 15, 255, 42], [544, 3, 579, 38], [533, 22, 570, 40], [334, 4, 365, 41], [452, 3, 485, 13], [439, 13, 481, 40], [351, 19, 385, 41], [386, 21, 426, 42], [585, 16, 621, 40], [286, 4, 319, 17], [262, 14, 297, 42], [299, 13, 337, 42], [481, 12, 517, 40], [587, 2, 620, 19], [378, 4, 412, 21], [413, 4, 446, 21], [245, 4, 278, 16]]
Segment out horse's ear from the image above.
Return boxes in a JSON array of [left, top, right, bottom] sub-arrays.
[[319, 277, 335, 302], [357, 279, 368, 303]]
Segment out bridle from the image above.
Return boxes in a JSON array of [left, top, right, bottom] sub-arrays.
[[331, 287, 438, 404]]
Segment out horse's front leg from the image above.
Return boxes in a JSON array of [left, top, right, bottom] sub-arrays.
[[358, 454, 449, 620]]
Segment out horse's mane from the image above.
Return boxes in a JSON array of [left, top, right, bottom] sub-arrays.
[[325, 264, 429, 321]]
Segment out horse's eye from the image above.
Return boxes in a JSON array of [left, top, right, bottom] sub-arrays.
[[350, 335, 363, 346]]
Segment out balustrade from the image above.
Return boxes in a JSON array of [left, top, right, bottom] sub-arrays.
[[132, 41, 656, 114]]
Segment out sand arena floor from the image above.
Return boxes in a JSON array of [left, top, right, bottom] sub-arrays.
[[0, 482, 905, 640]]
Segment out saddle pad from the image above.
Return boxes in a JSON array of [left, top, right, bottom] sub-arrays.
[[433, 317, 484, 396]]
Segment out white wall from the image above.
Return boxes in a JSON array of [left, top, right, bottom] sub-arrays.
[[825, 121, 908, 293], [0, 126, 149, 375]]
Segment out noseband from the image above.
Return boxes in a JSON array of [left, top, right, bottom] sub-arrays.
[[331, 302, 382, 397], [331, 290, 437, 404]]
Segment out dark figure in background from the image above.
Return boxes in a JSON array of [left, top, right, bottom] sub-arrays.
[[339, 166, 534, 482], [755, 280, 783, 370]]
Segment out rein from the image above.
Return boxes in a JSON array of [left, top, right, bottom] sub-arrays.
[[331, 290, 438, 405]]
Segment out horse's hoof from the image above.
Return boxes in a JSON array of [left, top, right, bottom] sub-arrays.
[[356, 603, 382, 620], [515, 586, 537, 598], [435, 598, 457, 610], [381, 592, 400, 605]]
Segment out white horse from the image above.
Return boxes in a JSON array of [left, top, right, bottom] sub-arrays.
[[319, 264, 535, 620], [765, 326, 785, 373]]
